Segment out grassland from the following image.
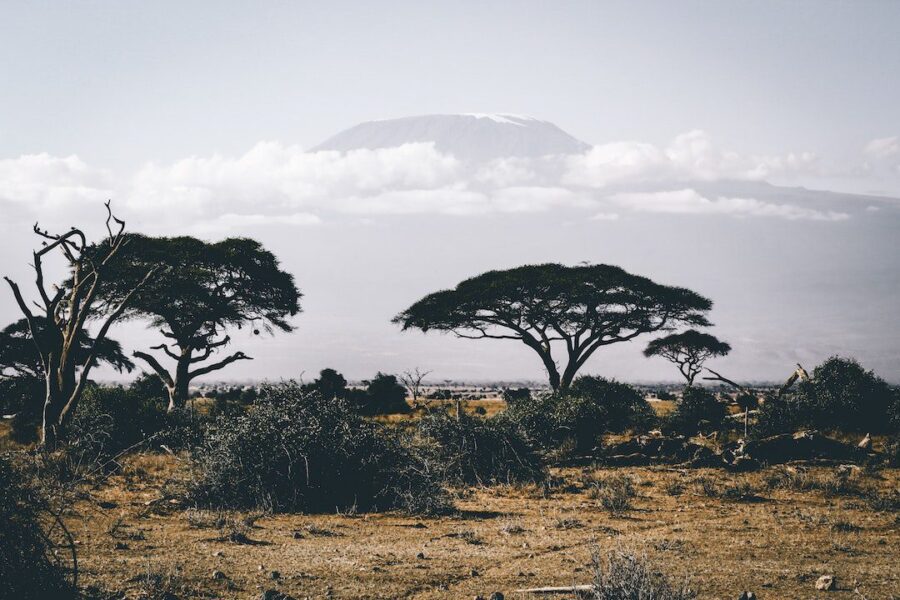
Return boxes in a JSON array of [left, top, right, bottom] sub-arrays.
[[68, 453, 899, 599]]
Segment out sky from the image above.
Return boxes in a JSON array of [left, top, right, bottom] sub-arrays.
[[1, 1, 899, 384]]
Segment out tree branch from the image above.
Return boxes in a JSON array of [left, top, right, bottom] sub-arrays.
[[189, 351, 252, 379], [133, 351, 175, 388]]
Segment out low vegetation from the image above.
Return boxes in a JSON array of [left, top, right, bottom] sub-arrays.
[[589, 547, 696, 600], [0, 454, 73, 600], [188, 381, 449, 515]]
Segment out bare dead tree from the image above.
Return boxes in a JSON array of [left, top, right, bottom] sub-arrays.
[[399, 367, 431, 408], [3, 202, 157, 446], [702, 367, 757, 437]]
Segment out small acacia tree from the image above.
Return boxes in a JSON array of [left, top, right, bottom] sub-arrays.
[[102, 235, 301, 411], [643, 330, 731, 386], [3, 203, 156, 445], [393, 263, 713, 390], [400, 367, 431, 408]]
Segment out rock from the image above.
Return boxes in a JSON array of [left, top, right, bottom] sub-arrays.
[[815, 575, 836, 591], [260, 591, 296, 600], [114, 542, 128, 550], [738, 593, 757, 600], [98, 501, 118, 509], [742, 431, 864, 464], [292, 531, 304, 539], [858, 433, 872, 450], [728, 455, 761, 472], [470, 568, 480, 577], [212, 550, 224, 557], [474, 596, 486, 600], [416, 551, 426, 559], [269, 570, 281, 580], [212, 570, 227, 580], [489, 593, 504, 600]]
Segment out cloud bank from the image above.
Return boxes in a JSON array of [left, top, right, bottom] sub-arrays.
[[2, 130, 895, 232]]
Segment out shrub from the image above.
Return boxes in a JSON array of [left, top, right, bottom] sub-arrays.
[[0, 454, 73, 600], [588, 547, 696, 599], [415, 409, 544, 486], [764, 357, 896, 435], [68, 383, 170, 459], [352, 372, 410, 415], [668, 387, 726, 435], [585, 474, 636, 513], [188, 382, 449, 515], [1, 376, 43, 444], [754, 394, 805, 437], [504, 378, 652, 456], [802, 357, 894, 433], [569, 376, 656, 433], [302, 368, 349, 401]]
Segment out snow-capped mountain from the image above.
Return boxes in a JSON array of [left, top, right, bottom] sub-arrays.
[[313, 113, 590, 161]]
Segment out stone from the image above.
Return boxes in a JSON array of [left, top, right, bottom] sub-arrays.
[[212, 570, 227, 580], [858, 433, 872, 450], [489, 593, 504, 600], [738, 593, 757, 600], [114, 542, 128, 550], [260, 591, 297, 600], [212, 550, 223, 557], [470, 568, 479, 577], [416, 551, 426, 559], [269, 570, 281, 580], [815, 575, 836, 591]]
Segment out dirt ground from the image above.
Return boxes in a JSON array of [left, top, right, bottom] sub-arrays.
[[67, 455, 899, 600]]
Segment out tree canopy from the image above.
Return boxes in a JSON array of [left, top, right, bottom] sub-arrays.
[[0, 318, 133, 381], [98, 234, 301, 409], [393, 263, 713, 389], [643, 329, 731, 386]]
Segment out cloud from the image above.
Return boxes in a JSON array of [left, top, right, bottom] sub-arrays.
[[609, 189, 850, 221], [0, 131, 863, 232], [865, 136, 898, 160], [0, 153, 113, 213], [564, 130, 818, 187]]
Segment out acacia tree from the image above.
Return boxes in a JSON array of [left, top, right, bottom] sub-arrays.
[[393, 264, 713, 391], [643, 329, 731, 386], [3, 203, 156, 445], [0, 318, 134, 381], [400, 367, 431, 408], [102, 235, 301, 411]]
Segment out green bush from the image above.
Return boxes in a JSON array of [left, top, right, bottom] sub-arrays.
[[757, 357, 896, 435], [1, 376, 43, 444], [188, 382, 449, 515], [351, 372, 410, 415], [755, 394, 804, 437], [68, 383, 169, 458], [569, 376, 655, 432], [415, 409, 544, 486], [504, 377, 652, 455], [668, 387, 726, 435], [0, 454, 73, 600], [799, 357, 894, 432]]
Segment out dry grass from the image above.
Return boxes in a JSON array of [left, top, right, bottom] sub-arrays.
[[57, 454, 900, 599]]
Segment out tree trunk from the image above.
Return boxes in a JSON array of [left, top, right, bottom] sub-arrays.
[[168, 356, 192, 412], [40, 365, 77, 447]]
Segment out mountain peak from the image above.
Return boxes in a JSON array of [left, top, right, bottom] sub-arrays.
[[312, 113, 590, 161]]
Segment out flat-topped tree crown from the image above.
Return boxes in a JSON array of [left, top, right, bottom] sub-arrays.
[[644, 329, 731, 386], [96, 234, 301, 410], [393, 263, 713, 390]]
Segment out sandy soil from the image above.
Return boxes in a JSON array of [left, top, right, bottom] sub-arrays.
[[68, 455, 899, 600]]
